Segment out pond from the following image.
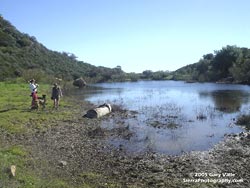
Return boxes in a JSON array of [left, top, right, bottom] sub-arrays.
[[75, 80, 250, 155]]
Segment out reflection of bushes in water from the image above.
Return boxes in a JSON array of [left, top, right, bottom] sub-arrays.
[[199, 90, 246, 113], [236, 114, 250, 130]]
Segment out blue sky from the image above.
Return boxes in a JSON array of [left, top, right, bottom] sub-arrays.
[[1, 0, 250, 73]]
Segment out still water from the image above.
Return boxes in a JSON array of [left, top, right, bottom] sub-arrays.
[[78, 81, 250, 155]]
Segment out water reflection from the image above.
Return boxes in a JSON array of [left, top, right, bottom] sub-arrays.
[[199, 90, 249, 113], [73, 81, 250, 155]]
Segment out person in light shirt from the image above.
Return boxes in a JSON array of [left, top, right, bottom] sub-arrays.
[[29, 79, 38, 94], [29, 79, 39, 109]]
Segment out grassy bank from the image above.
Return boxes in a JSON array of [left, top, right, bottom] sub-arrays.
[[0, 82, 78, 188], [0, 82, 73, 133]]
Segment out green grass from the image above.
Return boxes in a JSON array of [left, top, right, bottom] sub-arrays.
[[0, 145, 38, 188], [0, 82, 73, 133], [0, 145, 70, 188], [0, 82, 76, 188]]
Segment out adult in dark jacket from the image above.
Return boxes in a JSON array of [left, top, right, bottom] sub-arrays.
[[51, 83, 63, 109]]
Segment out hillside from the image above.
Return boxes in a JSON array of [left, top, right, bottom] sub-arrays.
[[0, 15, 124, 83]]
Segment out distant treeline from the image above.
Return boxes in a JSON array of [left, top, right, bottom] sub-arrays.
[[1, 15, 250, 84], [130, 45, 250, 84], [140, 45, 250, 84], [172, 45, 250, 84]]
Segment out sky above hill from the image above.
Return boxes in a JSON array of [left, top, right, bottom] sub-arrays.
[[1, 0, 250, 73]]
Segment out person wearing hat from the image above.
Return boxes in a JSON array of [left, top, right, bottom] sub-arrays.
[[51, 83, 63, 109]]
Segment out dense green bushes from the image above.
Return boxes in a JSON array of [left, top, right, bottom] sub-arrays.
[[173, 45, 250, 84]]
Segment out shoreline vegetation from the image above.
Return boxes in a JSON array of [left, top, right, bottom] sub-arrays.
[[0, 82, 250, 188]]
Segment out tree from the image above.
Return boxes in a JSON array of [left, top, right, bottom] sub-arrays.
[[203, 53, 214, 60], [212, 45, 242, 78], [142, 70, 153, 79]]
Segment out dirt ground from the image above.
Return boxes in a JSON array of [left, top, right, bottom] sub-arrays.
[[2, 100, 250, 188]]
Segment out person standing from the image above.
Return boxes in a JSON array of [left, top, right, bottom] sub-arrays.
[[29, 79, 39, 94], [29, 79, 39, 109], [51, 83, 63, 109]]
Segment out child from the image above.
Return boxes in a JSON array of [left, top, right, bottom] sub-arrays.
[[29, 79, 39, 94], [29, 79, 39, 109]]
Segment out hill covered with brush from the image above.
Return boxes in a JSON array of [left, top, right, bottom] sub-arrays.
[[0, 15, 125, 83]]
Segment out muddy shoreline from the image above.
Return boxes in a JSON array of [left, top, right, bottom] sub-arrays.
[[2, 100, 250, 187]]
